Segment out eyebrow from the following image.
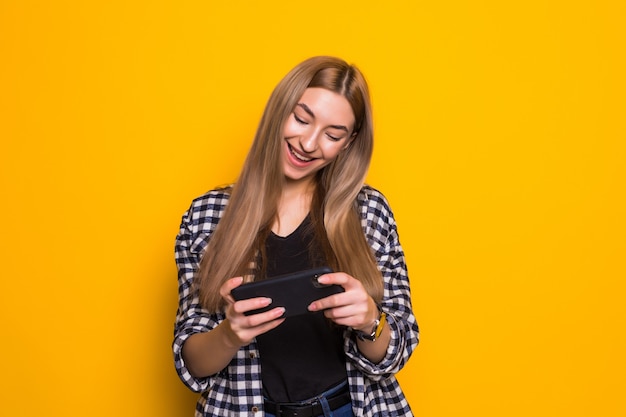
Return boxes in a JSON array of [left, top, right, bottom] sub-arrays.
[[296, 103, 350, 132]]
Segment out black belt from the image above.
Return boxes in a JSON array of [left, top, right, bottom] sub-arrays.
[[264, 390, 351, 417]]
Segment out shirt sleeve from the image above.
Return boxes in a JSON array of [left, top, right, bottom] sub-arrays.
[[344, 187, 420, 381], [172, 194, 227, 392]]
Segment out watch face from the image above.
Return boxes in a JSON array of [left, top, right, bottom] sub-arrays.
[[356, 331, 374, 341]]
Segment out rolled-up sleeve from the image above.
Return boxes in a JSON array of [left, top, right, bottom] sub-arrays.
[[344, 187, 419, 380], [172, 194, 228, 392]]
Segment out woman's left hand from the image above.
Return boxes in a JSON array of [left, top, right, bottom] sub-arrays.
[[307, 272, 378, 332]]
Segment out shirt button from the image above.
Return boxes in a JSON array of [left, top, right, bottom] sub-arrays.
[[251, 406, 259, 413], [249, 352, 256, 359]]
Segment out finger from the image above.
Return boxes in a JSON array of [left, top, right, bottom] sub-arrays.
[[316, 272, 351, 287], [323, 310, 357, 327], [322, 298, 371, 324], [227, 314, 286, 346], [229, 307, 286, 334], [232, 297, 273, 315], [245, 307, 286, 327], [309, 284, 370, 312], [308, 292, 346, 312], [220, 276, 244, 303], [241, 317, 286, 343]]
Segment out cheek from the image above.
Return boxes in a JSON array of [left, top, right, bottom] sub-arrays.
[[321, 142, 347, 160], [282, 118, 302, 138], [282, 122, 292, 137]]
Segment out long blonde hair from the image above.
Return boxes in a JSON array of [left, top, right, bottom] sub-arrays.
[[196, 56, 383, 312]]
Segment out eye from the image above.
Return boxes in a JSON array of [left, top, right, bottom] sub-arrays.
[[293, 113, 308, 125], [326, 133, 341, 141]]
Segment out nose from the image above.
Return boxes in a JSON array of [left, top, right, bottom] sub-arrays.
[[299, 131, 319, 153]]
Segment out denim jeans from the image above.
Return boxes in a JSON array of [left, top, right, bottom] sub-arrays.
[[264, 381, 354, 417]]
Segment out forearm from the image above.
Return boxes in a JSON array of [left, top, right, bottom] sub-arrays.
[[355, 321, 391, 363], [352, 297, 392, 363], [181, 320, 241, 378]]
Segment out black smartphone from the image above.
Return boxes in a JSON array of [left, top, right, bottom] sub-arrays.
[[230, 267, 343, 317]]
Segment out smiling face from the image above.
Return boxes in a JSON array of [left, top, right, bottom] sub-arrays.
[[282, 87, 356, 184]]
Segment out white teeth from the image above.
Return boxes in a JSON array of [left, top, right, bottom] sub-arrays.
[[290, 145, 312, 162]]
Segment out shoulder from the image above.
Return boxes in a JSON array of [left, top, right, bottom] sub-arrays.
[[183, 186, 232, 230], [188, 186, 232, 212], [356, 184, 393, 219], [356, 185, 399, 245]]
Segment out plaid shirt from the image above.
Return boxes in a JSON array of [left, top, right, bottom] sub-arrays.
[[173, 185, 419, 416]]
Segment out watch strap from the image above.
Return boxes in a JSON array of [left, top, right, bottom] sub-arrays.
[[354, 309, 387, 342]]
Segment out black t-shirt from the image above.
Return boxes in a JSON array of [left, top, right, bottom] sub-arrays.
[[256, 216, 347, 402]]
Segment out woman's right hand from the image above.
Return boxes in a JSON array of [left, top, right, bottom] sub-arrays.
[[181, 276, 285, 378], [219, 276, 286, 348]]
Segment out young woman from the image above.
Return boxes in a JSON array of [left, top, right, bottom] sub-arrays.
[[173, 56, 419, 417]]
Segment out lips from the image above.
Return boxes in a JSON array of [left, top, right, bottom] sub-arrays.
[[287, 143, 315, 164]]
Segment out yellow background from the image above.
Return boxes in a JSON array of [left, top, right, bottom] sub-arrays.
[[1, 1, 624, 416]]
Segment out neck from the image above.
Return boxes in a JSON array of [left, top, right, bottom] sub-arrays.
[[273, 178, 316, 237], [281, 180, 315, 210], [282, 175, 315, 200]]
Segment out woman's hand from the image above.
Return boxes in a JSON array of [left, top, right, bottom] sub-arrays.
[[307, 272, 378, 332], [308, 272, 390, 363], [219, 277, 286, 348], [181, 277, 285, 378]]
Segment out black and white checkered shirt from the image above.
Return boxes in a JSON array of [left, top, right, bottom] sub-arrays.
[[173, 185, 419, 416]]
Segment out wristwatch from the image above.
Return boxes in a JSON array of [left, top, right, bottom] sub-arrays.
[[353, 308, 387, 342]]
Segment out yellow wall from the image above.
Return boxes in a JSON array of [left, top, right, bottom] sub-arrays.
[[1, 1, 624, 416]]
